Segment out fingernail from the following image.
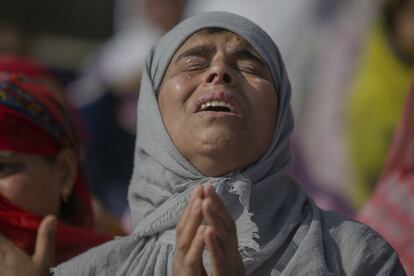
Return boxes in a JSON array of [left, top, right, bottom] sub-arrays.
[[192, 199, 201, 213]]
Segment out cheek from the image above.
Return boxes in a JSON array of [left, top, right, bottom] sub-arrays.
[[162, 75, 197, 99], [0, 171, 60, 215], [249, 83, 277, 120], [0, 174, 36, 209], [159, 76, 197, 123], [247, 83, 278, 139], [0, 173, 53, 215]]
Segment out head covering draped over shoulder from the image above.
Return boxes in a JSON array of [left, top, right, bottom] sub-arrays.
[[53, 12, 404, 275], [0, 72, 110, 264]]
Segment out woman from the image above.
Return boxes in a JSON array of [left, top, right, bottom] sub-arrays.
[[54, 12, 405, 275], [0, 72, 111, 274]]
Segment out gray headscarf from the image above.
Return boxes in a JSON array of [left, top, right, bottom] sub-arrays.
[[53, 11, 405, 276]]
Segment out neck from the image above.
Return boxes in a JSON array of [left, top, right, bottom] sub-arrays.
[[189, 155, 252, 177]]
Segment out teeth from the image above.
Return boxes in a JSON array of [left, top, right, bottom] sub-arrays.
[[200, 101, 233, 111]]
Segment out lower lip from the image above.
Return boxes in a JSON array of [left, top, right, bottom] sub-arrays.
[[193, 111, 242, 119]]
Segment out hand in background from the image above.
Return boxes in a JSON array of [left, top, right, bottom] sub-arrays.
[[0, 215, 57, 276]]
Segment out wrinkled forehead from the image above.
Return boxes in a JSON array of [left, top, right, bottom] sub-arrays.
[[176, 28, 255, 52]]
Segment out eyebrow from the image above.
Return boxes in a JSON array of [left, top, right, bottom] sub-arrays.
[[175, 44, 214, 62], [0, 152, 18, 159], [175, 43, 267, 68]]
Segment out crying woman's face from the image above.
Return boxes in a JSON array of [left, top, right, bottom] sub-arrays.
[[157, 29, 278, 176]]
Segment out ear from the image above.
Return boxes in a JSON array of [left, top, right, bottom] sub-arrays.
[[54, 148, 78, 196]]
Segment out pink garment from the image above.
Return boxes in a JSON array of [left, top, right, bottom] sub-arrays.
[[358, 72, 414, 275]]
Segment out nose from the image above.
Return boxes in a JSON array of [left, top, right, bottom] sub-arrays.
[[204, 58, 234, 85]]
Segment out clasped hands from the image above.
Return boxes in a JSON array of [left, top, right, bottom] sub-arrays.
[[173, 184, 246, 276]]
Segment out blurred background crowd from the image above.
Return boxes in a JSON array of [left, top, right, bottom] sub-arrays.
[[1, 0, 413, 273]]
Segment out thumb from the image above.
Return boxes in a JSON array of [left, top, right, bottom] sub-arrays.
[[33, 215, 57, 270]]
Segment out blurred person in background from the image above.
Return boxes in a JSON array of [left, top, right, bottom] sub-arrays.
[[0, 55, 69, 102], [347, 0, 414, 208], [297, 0, 407, 215], [0, 55, 126, 235], [359, 72, 414, 275], [0, 72, 111, 275]]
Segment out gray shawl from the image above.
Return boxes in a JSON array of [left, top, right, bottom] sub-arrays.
[[53, 11, 405, 276]]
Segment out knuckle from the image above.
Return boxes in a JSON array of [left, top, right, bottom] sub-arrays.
[[183, 255, 197, 268], [177, 242, 189, 253]]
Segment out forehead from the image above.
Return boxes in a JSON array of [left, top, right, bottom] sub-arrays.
[[174, 28, 258, 56]]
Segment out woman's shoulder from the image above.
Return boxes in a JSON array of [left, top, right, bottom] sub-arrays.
[[319, 210, 406, 275]]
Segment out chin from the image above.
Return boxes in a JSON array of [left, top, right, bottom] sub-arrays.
[[178, 128, 264, 175], [190, 144, 257, 176], [197, 133, 235, 155]]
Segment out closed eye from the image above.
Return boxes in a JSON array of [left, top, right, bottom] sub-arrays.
[[239, 65, 258, 75], [176, 45, 213, 72], [0, 163, 23, 177], [233, 48, 272, 80], [182, 56, 208, 71]]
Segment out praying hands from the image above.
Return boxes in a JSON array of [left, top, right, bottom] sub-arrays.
[[173, 184, 246, 276]]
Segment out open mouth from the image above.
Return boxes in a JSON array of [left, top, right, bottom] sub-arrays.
[[194, 92, 242, 116], [199, 100, 234, 113]]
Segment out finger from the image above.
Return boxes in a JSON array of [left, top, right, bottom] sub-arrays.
[[204, 226, 225, 276], [190, 184, 205, 202], [176, 198, 204, 255], [33, 215, 57, 268], [201, 196, 236, 245], [201, 199, 232, 255], [203, 184, 233, 223], [176, 185, 204, 255], [184, 225, 206, 268], [177, 185, 204, 230]]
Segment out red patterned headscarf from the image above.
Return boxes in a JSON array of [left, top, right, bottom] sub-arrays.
[[0, 72, 110, 264]]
